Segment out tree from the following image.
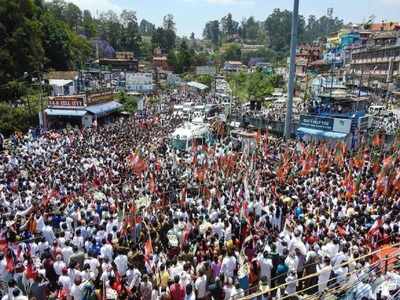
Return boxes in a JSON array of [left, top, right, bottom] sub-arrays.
[[0, 0, 45, 99], [240, 17, 259, 41], [97, 11, 123, 50], [264, 9, 305, 54], [223, 44, 241, 61], [163, 14, 176, 32], [120, 10, 141, 55], [63, 2, 81, 32], [139, 19, 155, 36], [167, 50, 178, 71], [304, 15, 343, 43], [203, 20, 220, 46], [221, 13, 239, 41], [247, 71, 274, 100], [41, 11, 90, 70], [151, 27, 175, 52], [118, 91, 137, 113], [176, 40, 192, 74], [82, 10, 96, 38]]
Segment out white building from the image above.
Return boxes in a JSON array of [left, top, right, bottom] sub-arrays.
[[126, 73, 154, 93], [49, 79, 76, 96]]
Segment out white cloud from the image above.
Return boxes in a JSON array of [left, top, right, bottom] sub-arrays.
[[207, 0, 255, 4], [68, 0, 122, 15]]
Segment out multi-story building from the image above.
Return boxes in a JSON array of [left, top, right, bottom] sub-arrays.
[[348, 30, 400, 94]]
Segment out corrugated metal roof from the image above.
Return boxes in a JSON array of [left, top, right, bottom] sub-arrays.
[[86, 101, 122, 117]]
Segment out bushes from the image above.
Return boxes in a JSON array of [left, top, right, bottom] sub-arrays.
[[0, 103, 38, 137]]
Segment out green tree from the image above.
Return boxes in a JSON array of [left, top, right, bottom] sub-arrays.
[[264, 9, 305, 54], [223, 43, 241, 61], [221, 13, 239, 41], [41, 11, 90, 70], [240, 17, 259, 41], [64, 2, 81, 32], [118, 91, 137, 113], [203, 20, 220, 47], [167, 50, 178, 71], [0, 0, 45, 100], [139, 19, 155, 36], [82, 10, 96, 38], [163, 14, 176, 32], [120, 10, 141, 55], [196, 75, 213, 89], [176, 41, 192, 74]]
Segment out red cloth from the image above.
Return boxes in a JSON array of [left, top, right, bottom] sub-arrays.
[[169, 283, 185, 300]]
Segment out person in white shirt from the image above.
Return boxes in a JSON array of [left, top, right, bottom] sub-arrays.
[[258, 251, 273, 287], [53, 254, 66, 276], [114, 252, 128, 276], [70, 277, 83, 300], [61, 241, 74, 266], [195, 270, 207, 300], [100, 240, 113, 262], [285, 271, 298, 295], [83, 255, 100, 279], [58, 268, 72, 291], [42, 222, 56, 244], [221, 253, 237, 278]]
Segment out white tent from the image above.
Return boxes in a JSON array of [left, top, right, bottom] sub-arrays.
[[187, 81, 208, 91]]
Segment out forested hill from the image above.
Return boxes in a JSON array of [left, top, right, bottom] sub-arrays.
[[0, 0, 344, 101]]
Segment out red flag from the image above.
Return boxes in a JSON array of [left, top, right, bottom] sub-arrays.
[[372, 134, 383, 147], [6, 255, 14, 273], [149, 173, 156, 194]]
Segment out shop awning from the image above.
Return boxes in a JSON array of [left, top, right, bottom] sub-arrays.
[[86, 101, 122, 117], [45, 108, 87, 117], [297, 127, 348, 139]]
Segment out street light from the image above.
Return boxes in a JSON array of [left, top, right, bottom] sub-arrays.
[[284, 0, 300, 139]]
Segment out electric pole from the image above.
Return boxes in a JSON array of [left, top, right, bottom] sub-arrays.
[[284, 0, 300, 139]]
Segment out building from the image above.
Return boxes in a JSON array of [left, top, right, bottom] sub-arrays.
[[126, 73, 154, 93], [44, 89, 122, 129], [348, 30, 400, 95], [223, 61, 245, 73], [98, 51, 138, 72], [47, 71, 79, 96], [153, 56, 168, 71], [196, 66, 216, 76]]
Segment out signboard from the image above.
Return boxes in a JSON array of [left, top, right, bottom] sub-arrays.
[[333, 118, 351, 133], [86, 90, 114, 105], [358, 115, 372, 130], [300, 115, 334, 131], [48, 96, 85, 107], [126, 73, 154, 93], [196, 66, 216, 76]]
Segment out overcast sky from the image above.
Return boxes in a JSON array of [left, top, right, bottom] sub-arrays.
[[69, 0, 400, 37]]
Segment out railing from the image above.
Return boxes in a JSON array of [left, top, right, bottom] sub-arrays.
[[237, 244, 400, 300]]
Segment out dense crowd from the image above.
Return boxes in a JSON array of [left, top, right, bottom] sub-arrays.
[[0, 94, 400, 300]]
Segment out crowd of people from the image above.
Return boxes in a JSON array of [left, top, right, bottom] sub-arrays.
[[0, 92, 400, 300]]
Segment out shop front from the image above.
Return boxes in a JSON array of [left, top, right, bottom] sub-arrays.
[[297, 114, 352, 147]]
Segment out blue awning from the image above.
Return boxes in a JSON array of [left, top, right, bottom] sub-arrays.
[[86, 101, 122, 117], [297, 127, 348, 139], [45, 108, 87, 117]]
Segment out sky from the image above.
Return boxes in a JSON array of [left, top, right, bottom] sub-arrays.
[[70, 0, 400, 37]]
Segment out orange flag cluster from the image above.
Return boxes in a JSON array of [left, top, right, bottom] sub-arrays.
[[127, 152, 148, 176]]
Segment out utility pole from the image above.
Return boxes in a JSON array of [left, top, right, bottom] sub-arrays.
[[284, 0, 299, 139]]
